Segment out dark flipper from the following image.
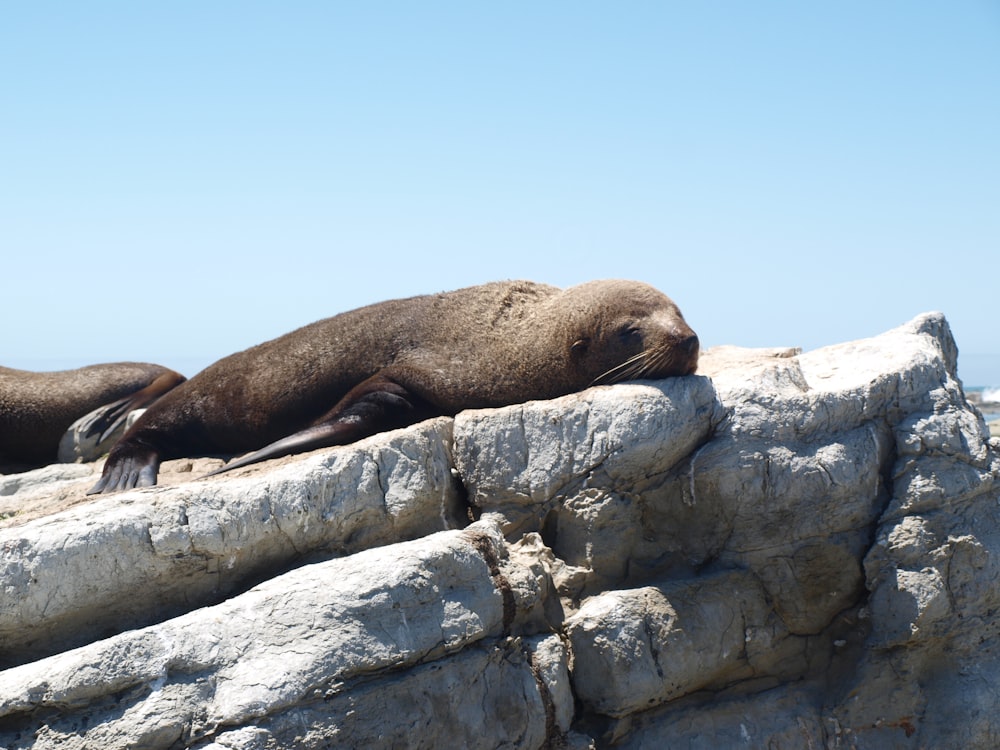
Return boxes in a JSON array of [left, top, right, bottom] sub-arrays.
[[85, 371, 186, 494], [202, 424, 361, 477], [88, 369, 436, 492], [86, 440, 161, 495], [205, 371, 436, 479], [83, 370, 187, 444]]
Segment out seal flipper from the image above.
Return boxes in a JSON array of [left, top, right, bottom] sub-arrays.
[[201, 425, 352, 477], [87, 440, 161, 494], [76, 398, 133, 445], [85, 371, 187, 494], [204, 371, 437, 479], [82, 370, 188, 444]]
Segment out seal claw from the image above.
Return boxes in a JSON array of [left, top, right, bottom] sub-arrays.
[[87, 442, 161, 495]]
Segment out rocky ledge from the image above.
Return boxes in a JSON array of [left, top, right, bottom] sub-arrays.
[[1, 312, 998, 749]]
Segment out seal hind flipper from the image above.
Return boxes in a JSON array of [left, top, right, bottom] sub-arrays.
[[204, 370, 437, 479], [83, 370, 188, 444], [201, 424, 355, 478], [78, 397, 134, 444]]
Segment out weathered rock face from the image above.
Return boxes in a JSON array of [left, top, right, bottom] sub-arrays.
[[0, 312, 997, 749]]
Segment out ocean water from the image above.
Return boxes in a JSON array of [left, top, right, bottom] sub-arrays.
[[967, 387, 1000, 426], [959, 353, 1000, 392], [959, 351, 999, 425]]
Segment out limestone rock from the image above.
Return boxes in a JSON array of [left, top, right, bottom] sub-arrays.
[[188, 635, 573, 750], [0, 520, 564, 749], [0, 311, 997, 748], [565, 570, 787, 717], [0, 417, 463, 666], [0, 463, 93, 508]]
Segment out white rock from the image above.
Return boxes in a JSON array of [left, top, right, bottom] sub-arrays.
[[1, 312, 998, 749], [0, 520, 555, 749], [0, 418, 462, 665], [566, 570, 777, 717]]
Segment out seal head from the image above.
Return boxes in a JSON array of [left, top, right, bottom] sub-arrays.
[[558, 279, 699, 387]]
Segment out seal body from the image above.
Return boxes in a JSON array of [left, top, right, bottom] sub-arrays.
[[0, 363, 186, 469], [89, 280, 699, 493]]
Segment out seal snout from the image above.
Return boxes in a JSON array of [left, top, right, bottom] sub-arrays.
[[676, 332, 699, 356], [677, 329, 699, 354], [659, 329, 699, 376], [676, 332, 700, 374]]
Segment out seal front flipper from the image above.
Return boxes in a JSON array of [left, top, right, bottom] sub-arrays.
[[87, 440, 161, 495], [205, 370, 437, 479]]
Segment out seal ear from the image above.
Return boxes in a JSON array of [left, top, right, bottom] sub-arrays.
[[571, 338, 590, 357]]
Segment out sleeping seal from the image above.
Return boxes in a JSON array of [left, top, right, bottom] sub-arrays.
[[89, 280, 699, 494], [0, 363, 186, 470]]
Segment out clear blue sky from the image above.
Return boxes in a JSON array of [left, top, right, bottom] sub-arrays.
[[3, 3, 998, 384]]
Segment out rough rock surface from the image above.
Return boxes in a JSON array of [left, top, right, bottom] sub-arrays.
[[1, 312, 997, 749]]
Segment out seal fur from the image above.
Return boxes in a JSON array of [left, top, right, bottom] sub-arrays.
[[89, 280, 698, 494], [0, 363, 186, 469]]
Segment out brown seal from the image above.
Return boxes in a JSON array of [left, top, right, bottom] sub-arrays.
[[89, 280, 699, 494], [0, 363, 186, 470]]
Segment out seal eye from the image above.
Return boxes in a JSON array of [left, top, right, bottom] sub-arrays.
[[618, 326, 642, 343], [571, 338, 590, 356]]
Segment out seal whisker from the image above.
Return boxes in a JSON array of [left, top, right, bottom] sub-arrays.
[[591, 350, 649, 386], [591, 355, 636, 386], [637, 351, 665, 380], [641, 347, 670, 378]]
